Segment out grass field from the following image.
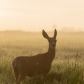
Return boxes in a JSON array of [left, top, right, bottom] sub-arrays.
[[0, 31, 84, 84]]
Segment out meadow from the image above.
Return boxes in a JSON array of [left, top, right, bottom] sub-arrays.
[[0, 30, 84, 84]]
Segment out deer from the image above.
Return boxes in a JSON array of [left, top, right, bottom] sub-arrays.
[[12, 29, 57, 84]]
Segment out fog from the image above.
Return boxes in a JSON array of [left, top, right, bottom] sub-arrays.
[[0, 0, 84, 32]]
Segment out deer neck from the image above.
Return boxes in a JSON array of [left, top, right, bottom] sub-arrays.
[[47, 46, 55, 63]]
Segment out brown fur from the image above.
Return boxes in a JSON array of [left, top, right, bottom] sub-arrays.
[[12, 29, 57, 84]]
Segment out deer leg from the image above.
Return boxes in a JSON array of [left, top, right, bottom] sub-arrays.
[[14, 71, 19, 83], [16, 74, 25, 84], [13, 67, 19, 83]]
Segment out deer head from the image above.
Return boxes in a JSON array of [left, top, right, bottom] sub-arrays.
[[42, 29, 57, 49]]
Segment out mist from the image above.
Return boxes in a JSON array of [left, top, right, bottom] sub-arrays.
[[0, 0, 84, 32]]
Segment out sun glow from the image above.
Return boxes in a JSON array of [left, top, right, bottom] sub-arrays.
[[0, 10, 5, 16], [0, 0, 84, 31]]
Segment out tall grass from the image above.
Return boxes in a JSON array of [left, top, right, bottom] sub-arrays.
[[0, 31, 84, 84]]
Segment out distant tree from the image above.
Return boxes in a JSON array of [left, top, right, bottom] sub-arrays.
[[61, 27, 75, 32], [53, 24, 57, 30]]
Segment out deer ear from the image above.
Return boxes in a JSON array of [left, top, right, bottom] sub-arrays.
[[54, 29, 57, 39], [42, 30, 49, 39]]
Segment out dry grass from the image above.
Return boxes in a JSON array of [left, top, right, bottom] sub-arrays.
[[0, 31, 84, 84]]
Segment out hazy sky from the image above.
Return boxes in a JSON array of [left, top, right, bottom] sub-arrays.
[[0, 0, 84, 31]]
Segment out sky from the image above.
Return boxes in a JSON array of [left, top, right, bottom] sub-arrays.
[[0, 0, 84, 31]]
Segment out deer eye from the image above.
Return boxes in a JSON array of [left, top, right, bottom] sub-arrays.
[[48, 39, 51, 42], [54, 40, 57, 42]]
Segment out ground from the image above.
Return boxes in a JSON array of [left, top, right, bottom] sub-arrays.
[[0, 31, 84, 84]]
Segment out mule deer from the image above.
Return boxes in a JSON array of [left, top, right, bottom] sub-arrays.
[[12, 29, 57, 84]]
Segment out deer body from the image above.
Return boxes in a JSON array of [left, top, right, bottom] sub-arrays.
[[12, 29, 57, 84]]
